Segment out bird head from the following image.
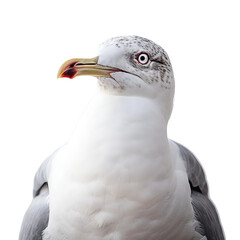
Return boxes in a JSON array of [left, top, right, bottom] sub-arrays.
[[58, 36, 175, 120]]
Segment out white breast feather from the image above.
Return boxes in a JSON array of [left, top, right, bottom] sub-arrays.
[[43, 95, 200, 240]]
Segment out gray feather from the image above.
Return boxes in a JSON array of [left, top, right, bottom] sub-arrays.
[[19, 146, 64, 240], [192, 191, 225, 240], [19, 185, 49, 240], [33, 146, 63, 197], [174, 141, 225, 239], [174, 141, 208, 195]]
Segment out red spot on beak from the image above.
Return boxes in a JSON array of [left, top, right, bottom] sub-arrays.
[[61, 68, 77, 79], [60, 61, 78, 79]]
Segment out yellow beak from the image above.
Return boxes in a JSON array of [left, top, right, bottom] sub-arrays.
[[57, 56, 121, 79]]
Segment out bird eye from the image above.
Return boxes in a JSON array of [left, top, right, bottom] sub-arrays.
[[136, 52, 150, 65]]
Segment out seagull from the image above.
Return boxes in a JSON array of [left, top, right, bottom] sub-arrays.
[[19, 36, 225, 240]]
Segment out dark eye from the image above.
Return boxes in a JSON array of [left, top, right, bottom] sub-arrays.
[[136, 52, 150, 65]]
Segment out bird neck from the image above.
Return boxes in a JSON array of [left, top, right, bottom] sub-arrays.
[[66, 94, 175, 185], [70, 94, 171, 157]]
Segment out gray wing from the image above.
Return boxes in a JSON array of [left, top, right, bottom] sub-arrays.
[[19, 184, 49, 240], [175, 142, 225, 240], [19, 147, 63, 240]]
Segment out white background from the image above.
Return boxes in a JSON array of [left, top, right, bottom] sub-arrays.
[[0, 0, 239, 239]]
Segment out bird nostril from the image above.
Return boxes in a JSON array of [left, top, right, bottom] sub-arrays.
[[75, 62, 96, 66]]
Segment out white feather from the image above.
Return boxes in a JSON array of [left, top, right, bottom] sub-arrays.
[[44, 95, 200, 240]]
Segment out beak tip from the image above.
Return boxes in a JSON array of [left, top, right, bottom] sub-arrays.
[[57, 71, 64, 79]]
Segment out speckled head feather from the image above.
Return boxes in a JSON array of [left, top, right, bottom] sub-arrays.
[[98, 36, 174, 91]]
